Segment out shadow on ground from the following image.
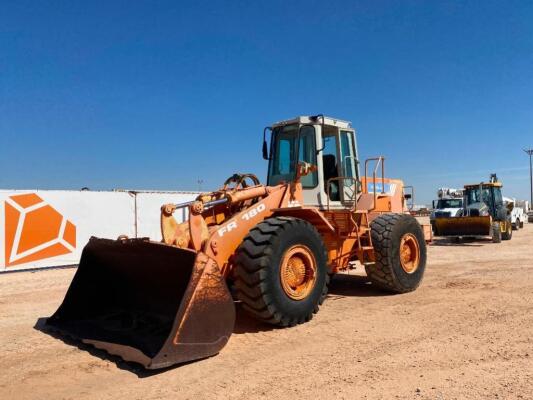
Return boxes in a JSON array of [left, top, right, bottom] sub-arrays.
[[33, 317, 184, 377], [431, 237, 486, 247], [34, 305, 280, 377], [34, 273, 387, 376], [232, 303, 276, 334], [327, 272, 387, 298]]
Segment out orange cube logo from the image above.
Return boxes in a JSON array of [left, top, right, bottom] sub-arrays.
[[4, 193, 76, 267]]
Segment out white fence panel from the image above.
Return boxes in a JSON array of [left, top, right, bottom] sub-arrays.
[[0, 189, 201, 272], [135, 192, 199, 242], [0, 190, 134, 272]]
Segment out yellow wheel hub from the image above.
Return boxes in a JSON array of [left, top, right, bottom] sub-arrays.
[[280, 245, 317, 300], [399, 233, 420, 274]]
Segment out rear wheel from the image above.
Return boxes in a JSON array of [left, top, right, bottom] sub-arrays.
[[502, 219, 512, 240], [492, 222, 502, 243], [234, 217, 329, 326], [365, 213, 426, 293], [519, 220, 524, 229]]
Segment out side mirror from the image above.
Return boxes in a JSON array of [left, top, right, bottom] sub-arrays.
[[404, 194, 412, 200], [506, 202, 514, 212], [432, 200, 436, 209], [262, 127, 271, 160], [262, 140, 269, 160]]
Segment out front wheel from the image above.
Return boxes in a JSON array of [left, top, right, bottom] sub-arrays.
[[502, 219, 512, 240], [234, 217, 329, 327], [365, 214, 427, 293], [492, 222, 502, 243]]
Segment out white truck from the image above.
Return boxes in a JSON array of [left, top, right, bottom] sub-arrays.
[[430, 188, 464, 233], [515, 200, 532, 223], [506, 198, 528, 229]]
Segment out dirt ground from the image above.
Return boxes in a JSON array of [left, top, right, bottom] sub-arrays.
[[1, 221, 532, 400]]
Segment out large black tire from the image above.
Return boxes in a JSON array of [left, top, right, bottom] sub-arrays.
[[502, 219, 512, 241], [519, 220, 524, 229], [234, 217, 329, 327], [492, 222, 502, 243], [365, 213, 427, 293]]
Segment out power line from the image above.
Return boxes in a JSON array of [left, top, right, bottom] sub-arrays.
[[524, 148, 533, 208]]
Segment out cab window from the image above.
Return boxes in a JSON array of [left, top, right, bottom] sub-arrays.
[[493, 187, 502, 205], [298, 125, 318, 188], [340, 130, 358, 201], [267, 125, 298, 186], [340, 131, 356, 179], [322, 132, 339, 201]]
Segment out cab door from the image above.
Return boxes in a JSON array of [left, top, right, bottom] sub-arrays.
[[298, 125, 320, 206], [339, 129, 359, 205], [319, 127, 359, 208]]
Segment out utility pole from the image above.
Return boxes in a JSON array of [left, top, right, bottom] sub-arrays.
[[524, 148, 533, 207]]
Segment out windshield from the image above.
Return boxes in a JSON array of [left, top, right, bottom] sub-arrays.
[[267, 124, 317, 187], [465, 187, 492, 206], [437, 199, 462, 209], [267, 125, 298, 186]]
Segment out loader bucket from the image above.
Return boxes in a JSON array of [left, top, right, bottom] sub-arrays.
[[434, 216, 491, 237], [45, 237, 235, 369]]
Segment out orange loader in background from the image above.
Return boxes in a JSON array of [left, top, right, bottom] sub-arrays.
[[46, 115, 430, 369]]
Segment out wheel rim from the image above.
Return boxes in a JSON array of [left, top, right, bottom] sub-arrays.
[[399, 233, 420, 274], [280, 245, 317, 300]]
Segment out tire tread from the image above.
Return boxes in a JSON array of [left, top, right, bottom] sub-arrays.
[[234, 217, 329, 326], [365, 213, 425, 293]]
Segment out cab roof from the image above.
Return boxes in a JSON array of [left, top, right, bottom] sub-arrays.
[[271, 115, 352, 129], [464, 182, 503, 189]]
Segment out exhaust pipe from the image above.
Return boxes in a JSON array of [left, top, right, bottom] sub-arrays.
[[45, 237, 235, 369]]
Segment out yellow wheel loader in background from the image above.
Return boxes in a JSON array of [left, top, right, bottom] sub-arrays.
[[433, 174, 513, 243], [45, 115, 430, 369]]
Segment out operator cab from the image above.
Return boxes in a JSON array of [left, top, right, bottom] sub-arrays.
[[264, 115, 359, 208], [463, 181, 505, 218]]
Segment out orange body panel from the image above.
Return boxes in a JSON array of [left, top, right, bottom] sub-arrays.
[[360, 176, 409, 216], [205, 185, 288, 273], [160, 170, 425, 276]]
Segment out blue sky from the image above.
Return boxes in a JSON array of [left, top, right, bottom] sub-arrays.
[[1, 0, 532, 204]]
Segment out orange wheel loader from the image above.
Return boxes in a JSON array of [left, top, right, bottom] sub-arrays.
[[45, 115, 430, 369]]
